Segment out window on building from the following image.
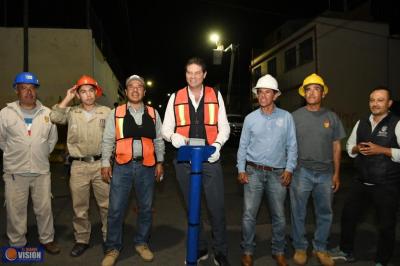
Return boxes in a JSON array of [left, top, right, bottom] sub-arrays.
[[299, 38, 313, 65], [267, 57, 277, 77], [253, 65, 262, 86], [285, 47, 296, 72]]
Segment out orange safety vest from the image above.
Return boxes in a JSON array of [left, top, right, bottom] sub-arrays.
[[114, 104, 156, 166], [174, 86, 219, 144]]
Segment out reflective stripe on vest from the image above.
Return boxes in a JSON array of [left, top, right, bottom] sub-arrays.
[[174, 86, 219, 144], [114, 104, 156, 166]]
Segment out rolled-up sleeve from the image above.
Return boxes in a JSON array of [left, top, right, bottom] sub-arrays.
[[154, 110, 165, 162], [49, 104, 69, 125], [346, 121, 359, 158], [237, 116, 250, 173], [215, 92, 230, 146], [101, 110, 115, 167], [285, 114, 297, 173]]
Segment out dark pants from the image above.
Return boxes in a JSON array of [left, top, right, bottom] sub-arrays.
[[340, 180, 400, 265], [173, 159, 228, 256]]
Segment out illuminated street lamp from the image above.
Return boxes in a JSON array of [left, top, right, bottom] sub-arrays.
[[146, 80, 153, 87], [208, 32, 238, 110]]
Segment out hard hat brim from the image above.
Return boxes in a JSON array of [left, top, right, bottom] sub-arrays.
[[298, 84, 329, 97]]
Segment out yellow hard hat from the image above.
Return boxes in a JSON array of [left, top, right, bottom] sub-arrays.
[[298, 73, 329, 97]]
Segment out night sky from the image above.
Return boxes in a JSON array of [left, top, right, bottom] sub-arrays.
[[1, 0, 398, 111]]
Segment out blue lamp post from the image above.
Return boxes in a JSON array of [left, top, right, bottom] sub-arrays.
[[177, 145, 216, 266]]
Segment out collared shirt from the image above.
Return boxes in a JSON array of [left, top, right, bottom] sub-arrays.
[[101, 102, 165, 167], [0, 100, 58, 175], [237, 106, 297, 173], [162, 86, 230, 145], [346, 114, 400, 162], [50, 103, 111, 158]]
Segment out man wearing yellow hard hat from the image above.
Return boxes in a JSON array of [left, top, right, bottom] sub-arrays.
[[290, 73, 346, 266]]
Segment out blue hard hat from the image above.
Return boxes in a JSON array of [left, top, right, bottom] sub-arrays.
[[13, 72, 40, 88]]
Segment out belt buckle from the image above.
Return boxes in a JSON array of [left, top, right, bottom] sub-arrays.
[[133, 157, 143, 162], [83, 156, 95, 163]]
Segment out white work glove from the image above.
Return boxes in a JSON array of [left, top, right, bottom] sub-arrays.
[[208, 143, 221, 163], [171, 133, 188, 148]]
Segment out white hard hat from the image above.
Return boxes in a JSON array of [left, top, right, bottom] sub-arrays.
[[252, 74, 280, 96]]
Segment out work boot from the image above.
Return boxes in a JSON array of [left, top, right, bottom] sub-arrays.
[[314, 251, 335, 266], [241, 253, 253, 266], [272, 254, 288, 266], [41, 241, 61, 255], [293, 249, 307, 265], [135, 244, 154, 262], [101, 249, 119, 266]]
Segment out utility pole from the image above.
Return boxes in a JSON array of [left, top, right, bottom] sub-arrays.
[[225, 44, 238, 112], [23, 0, 29, 71]]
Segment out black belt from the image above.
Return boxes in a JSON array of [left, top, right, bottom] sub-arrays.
[[132, 156, 143, 162], [247, 161, 283, 171], [69, 155, 102, 163]]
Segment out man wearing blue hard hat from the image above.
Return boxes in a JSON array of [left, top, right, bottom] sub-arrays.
[[0, 72, 60, 254]]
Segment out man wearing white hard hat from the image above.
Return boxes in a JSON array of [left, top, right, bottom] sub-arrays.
[[290, 73, 345, 266], [237, 74, 297, 266]]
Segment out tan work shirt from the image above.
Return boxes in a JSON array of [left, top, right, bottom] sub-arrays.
[[50, 103, 111, 157]]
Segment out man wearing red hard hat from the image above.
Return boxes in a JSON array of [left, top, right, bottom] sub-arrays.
[[50, 75, 111, 257]]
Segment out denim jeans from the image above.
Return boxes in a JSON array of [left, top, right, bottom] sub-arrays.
[[290, 166, 333, 251], [241, 165, 287, 255], [104, 161, 155, 251]]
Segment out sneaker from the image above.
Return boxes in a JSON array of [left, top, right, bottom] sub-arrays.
[[329, 246, 356, 262], [214, 253, 231, 266], [41, 241, 61, 255], [135, 244, 154, 262], [293, 249, 307, 265], [184, 249, 209, 264], [313, 251, 335, 266], [101, 249, 119, 266], [198, 249, 209, 262]]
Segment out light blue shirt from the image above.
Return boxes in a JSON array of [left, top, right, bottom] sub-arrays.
[[237, 107, 297, 173]]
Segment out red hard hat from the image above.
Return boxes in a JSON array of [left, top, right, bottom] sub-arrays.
[[75, 75, 103, 97]]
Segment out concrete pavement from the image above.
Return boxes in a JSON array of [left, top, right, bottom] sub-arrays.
[[0, 144, 399, 265]]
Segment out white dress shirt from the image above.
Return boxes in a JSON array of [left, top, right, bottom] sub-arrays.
[[346, 114, 400, 162], [162, 86, 230, 146]]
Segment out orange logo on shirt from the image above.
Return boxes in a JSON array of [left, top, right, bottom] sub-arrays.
[[323, 119, 330, 128]]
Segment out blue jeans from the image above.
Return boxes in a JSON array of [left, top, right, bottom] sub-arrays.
[[290, 166, 333, 251], [104, 161, 155, 251], [241, 165, 288, 255]]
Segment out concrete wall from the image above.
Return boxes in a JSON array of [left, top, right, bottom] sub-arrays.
[[0, 27, 119, 109], [316, 18, 391, 130], [0, 28, 24, 107], [92, 41, 120, 107]]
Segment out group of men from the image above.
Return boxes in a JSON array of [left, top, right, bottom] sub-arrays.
[[237, 73, 399, 266], [0, 57, 398, 266]]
